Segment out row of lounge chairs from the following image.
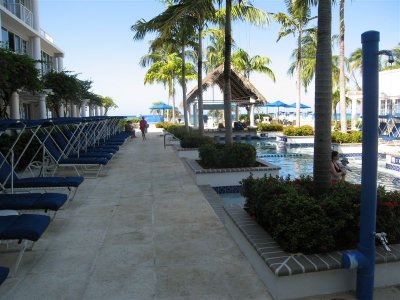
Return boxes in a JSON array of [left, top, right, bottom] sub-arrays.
[[0, 116, 130, 285]]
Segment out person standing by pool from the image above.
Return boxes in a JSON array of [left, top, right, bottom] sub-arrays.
[[139, 117, 147, 141], [331, 150, 345, 182]]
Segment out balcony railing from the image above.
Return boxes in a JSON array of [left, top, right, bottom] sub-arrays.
[[40, 29, 54, 43], [2, 1, 33, 28]]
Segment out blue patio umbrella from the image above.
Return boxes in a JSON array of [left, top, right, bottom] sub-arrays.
[[261, 100, 291, 118], [149, 102, 173, 121], [288, 102, 311, 109]]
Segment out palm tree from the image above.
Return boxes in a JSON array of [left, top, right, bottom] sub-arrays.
[[232, 48, 275, 80], [132, 3, 197, 130], [221, 0, 271, 145], [348, 47, 362, 90], [275, 1, 316, 127], [139, 46, 177, 121], [338, 0, 347, 132], [314, 0, 333, 193]]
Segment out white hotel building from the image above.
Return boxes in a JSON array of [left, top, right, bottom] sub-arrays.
[[0, 0, 99, 119], [1, 0, 63, 119]]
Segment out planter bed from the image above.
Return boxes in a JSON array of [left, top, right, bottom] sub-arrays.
[[223, 204, 400, 299], [185, 158, 280, 187], [173, 144, 199, 160]]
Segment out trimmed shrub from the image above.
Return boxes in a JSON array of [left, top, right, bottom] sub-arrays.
[[199, 143, 256, 168], [332, 131, 362, 143], [256, 123, 283, 132], [241, 176, 400, 254], [180, 135, 214, 148], [283, 125, 314, 136]]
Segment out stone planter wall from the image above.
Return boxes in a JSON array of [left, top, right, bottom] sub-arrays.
[[185, 159, 280, 187], [332, 143, 362, 157], [173, 145, 199, 160], [276, 135, 314, 147], [223, 204, 400, 299], [386, 154, 400, 173]]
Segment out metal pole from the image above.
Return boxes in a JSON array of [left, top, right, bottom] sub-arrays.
[[357, 30, 380, 300]]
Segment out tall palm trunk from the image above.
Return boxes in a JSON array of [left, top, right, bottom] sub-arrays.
[[339, 0, 346, 133], [223, 0, 233, 146], [181, 43, 189, 132], [313, 0, 332, 194], [296, 28, 302, 127], [197, 23, 204, 136]]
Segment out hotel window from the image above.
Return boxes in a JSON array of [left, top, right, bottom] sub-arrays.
[[1, 27, 8, 48], [395, 99, 400, 115], [1, 28, 27, 54], [41, 51, 53, 75]]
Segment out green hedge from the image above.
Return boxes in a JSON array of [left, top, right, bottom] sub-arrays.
[[256, 123, 283, 132], [241, 176, 400, 254], [199, 143, 256, 168], [283, 125, 314, 136], [332, 131, 362, 143], [180, 135, 214, 148]]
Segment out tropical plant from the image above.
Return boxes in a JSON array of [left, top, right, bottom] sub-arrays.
[[0, 48, 42, 118], [275, 0, 316, 127], [231, 48, 275, 81], [102, 96, 118, 116], [42, 70, 89, 117], [348, 47, 362, 90]]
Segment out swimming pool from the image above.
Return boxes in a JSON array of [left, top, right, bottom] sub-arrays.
[[220, 141, 400, 205]]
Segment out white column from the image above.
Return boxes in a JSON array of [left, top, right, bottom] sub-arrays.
[[249, 104, 255, 127], [59, 103, 65, 117], [193, 103, 198, 127], [94, 106, 99, 116], [80, 99, 88, 117], [71, 105, 78, 117], [235, 105, 239, 121], [38, 94, 47, 119], [57, 56, 64, 72], [88, 105, 94, 117], [351, 97, 358, 130], [99, 106, 104, 116], [32, 0, 40, 31], [10, 92, 20, 119], [32, 37, 41, 70]]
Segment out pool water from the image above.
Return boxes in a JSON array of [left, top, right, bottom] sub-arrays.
[[220, 140, 400, 206]]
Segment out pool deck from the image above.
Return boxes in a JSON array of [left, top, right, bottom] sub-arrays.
[[0, 132, 399, 299]]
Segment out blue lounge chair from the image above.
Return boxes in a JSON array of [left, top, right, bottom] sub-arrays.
[[0, 193, 68, 217], [0, 214, 50, 273], [0, 152, 84, 200], [0, 266, 9, 285]]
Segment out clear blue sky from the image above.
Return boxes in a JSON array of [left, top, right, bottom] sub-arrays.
[[39, 0, 400, 116]]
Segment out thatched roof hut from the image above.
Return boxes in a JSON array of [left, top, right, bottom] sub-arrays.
[[186, 65, 267, 106]]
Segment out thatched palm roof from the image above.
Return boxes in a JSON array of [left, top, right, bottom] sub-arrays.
[[186, 65, 267, 106]]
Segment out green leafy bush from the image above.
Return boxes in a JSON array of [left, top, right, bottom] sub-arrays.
[[180, 135, 214, 148], [256, 123, 283, 132], [199, 143, 256, 168], [332, 131, 362, 143], [0, 132, 41, 171], [283, 125, 314, 136], [241, 176, 400, 254]]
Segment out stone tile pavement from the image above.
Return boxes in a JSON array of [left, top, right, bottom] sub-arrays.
[[0, 132, 271, 299]]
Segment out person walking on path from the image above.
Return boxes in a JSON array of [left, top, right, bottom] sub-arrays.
[[139, 117, 147, 141]]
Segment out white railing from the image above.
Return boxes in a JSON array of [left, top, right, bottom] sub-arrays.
[[40, 29, 54, 43], [2, 2, 33, 28]]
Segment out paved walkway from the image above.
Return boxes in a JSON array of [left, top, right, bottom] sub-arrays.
[[0, 132, 399, 299], [0, 132, 271, 299]]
